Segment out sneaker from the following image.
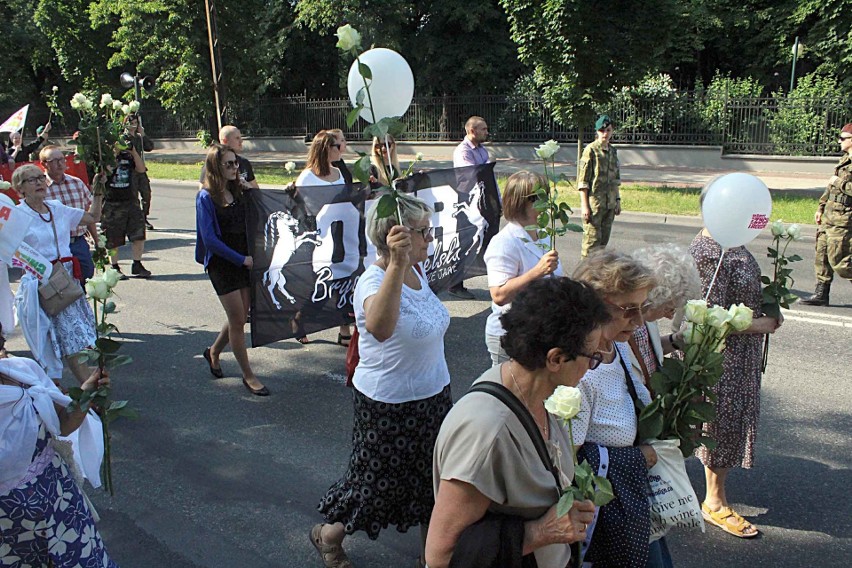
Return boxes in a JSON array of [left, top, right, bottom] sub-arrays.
[[145, 221, 155, 231], [131, 261, 152, 279], [448, 285, 474, 300], [111, 264, 130, 281]]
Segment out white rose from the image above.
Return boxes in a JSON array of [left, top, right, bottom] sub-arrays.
[[706, 305, 731, 329], [52, 85, 59, 93], [544, 385, 582, 420], [770, 219, 785, 237], [72, 93, 87, 104], [70, 99, 81, 110], [785, 224, 801, 241], [121, 104, 130, 115], [102, 267, 122, 288], [85, 280, 97, 298], [86, 277, 110, 300], [284, 161, 296, 173], [97, 234, 107, 248], [335, 24, 362, 51], [727, 303, 753, 331], [128, 100, 141, 113], [682, 322, 704, 345], [113, 100, 123, 111], [415, 152, 424, 161], [0, 180, 11, 190], [535, 139, 560, 160], [100, 94, 114, 108], [684, 299, 708, 324], [82, 99, 93, 111]]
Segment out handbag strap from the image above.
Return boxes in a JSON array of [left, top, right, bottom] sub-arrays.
[[468, 381, 562, 491], [46, 204, 61, 263], [615, 345, 645, 446]]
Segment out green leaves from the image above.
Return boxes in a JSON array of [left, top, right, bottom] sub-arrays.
[[353, 154, 372, 185], [556, 490, 575, 518], [375, 192, 399, 220]]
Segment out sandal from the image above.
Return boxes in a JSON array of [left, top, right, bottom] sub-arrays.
[[337, 333, 352, 347], [310, 524, 353, 568], [701, 502, 759, 538], [296, 335, 312, 345]]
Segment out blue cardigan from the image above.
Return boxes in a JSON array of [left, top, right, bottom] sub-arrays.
[[195, 189, 247, 269]]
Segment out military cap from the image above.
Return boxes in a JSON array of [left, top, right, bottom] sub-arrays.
[[595, 115, 613, 131]]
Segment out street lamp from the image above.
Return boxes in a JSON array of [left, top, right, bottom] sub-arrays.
[[789, 37, 803, 92]]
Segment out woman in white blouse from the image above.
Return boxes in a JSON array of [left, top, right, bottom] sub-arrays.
[[483, 171, 561, 366], [572, 250, 665, 568], [310, 193, 452, 568]]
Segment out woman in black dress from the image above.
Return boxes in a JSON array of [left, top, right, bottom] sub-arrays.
[[196, 143, 269, 396]]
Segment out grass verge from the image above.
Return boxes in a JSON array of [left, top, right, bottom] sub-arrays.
[[147, 162, 818, 224]]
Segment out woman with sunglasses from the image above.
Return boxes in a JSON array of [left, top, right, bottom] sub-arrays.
[[294, 130, 352, 345], [311, 193, 452, 568], [426, 278, 608, 568], [12, 164, 102, 385], [572, 250, 664, 568], [196, 143, 268, 396], [368, 135, 402, 189], [483, 170, 562, 366]]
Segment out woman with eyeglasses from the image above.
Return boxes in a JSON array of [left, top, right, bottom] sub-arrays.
[[368, 135, 402, 189], [426, 278, 608, 568], [294, 130, 352, 345], [196, 143, 268, 396], [572, 250, 663, 568], [12, 164, 102, 385], [311, 193, 452, 568], [483, 170, 562, 366]]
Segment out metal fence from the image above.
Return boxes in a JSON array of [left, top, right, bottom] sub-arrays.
[[7, 93, 850, 156]]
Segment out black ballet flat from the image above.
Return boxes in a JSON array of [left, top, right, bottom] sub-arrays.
[[203, 348, 224, 378], [242, 378, 270, 397]]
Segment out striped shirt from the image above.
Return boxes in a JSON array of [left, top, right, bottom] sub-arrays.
[[45, 173, 92, 238]]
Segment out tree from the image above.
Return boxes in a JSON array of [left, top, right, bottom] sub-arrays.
[[791, 0, 852, 89]]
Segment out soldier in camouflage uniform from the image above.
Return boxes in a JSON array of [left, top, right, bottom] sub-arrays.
[[801, 123, 852, 306], [578, 115, 621, 257]]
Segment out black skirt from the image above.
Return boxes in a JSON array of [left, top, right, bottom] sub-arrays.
[[318, 384, 453, 540], [207, 232, 250, 296]]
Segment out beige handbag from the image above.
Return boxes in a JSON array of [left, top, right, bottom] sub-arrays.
[[37, 208, 84, 316]]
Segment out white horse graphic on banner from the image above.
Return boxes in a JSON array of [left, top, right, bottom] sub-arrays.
[[263, 211, 321, 309], [451, 181, 489, 257]]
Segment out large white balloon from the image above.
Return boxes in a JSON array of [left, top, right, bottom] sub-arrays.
[[347, 48, 414, 124], [701, 173, 772, 249]]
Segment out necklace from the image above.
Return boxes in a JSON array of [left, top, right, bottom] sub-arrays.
[[508, 361, 549, 439], [25, 201, 52, 223], [599, 341, 615, 356]]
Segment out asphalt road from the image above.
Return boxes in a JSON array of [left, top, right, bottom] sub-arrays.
[[6, 180, 851, 568]]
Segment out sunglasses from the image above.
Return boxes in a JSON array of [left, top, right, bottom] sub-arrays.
[[222, 160, 239, 169], [606, 299, 653, 319], [839, 135, 852, 142], [579, 351, 604, 370], [409, 225, 434, 239]]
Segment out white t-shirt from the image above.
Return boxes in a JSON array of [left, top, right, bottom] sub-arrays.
[[569, 343, 652, 448], [482, 222, 563, 338], [352, 263, 451, 403], [17, 200, 84, 260], [295, 168, 344, 187]]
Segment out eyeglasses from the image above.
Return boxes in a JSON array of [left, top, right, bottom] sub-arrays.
[[222, 160, 239, 169], [21, 176, 45, 185], [579, 351, 604, 370], [42, 158, 64, 166], [606, 299, 653, 319], [409, 225, 434, 239]]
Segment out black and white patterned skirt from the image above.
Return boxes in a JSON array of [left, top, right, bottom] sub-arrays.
[[318, 384, 452, 540]]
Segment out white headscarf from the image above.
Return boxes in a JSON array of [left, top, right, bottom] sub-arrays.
[[0, 357, 103, 491]]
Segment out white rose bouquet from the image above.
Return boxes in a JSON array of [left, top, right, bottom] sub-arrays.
[[525, 139, 582, 251], [761, 220, 801, 371], [638, 299, 753, 456], [71, 264, 137, 495]]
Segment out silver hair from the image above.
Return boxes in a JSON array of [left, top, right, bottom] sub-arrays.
[[631, 244, 702, 312], [366, 192, 433, 257]]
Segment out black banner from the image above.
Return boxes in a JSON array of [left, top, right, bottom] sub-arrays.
[[247, 163, 500, 347]]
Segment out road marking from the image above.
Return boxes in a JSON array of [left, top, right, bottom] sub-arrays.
[[784, 309, 852, 328]]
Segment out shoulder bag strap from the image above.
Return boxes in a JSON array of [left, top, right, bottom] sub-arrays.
[[46, 204, 61, 263], [468, 381, 562, 490], [615, 346, 645, 445]]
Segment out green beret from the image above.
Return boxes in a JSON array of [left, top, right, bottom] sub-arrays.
[[595, 115, 612, 131]]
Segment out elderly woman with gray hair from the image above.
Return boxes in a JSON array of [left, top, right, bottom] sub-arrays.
[[310, 193, 452, 568], [627, 244, 703, 389]]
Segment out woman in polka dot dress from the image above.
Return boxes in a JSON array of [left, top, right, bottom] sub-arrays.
[[310, 194, 452, 568], [689, 224, 782, 538], [572, 251, 661, 568]]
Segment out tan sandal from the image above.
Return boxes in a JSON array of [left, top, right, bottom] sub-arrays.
[[310, 524, 354, 568], [701, 502, 759, 538]]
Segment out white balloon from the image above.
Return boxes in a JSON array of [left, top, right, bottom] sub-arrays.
[[347, 48, 414, 124], [701, 173, 772, 249]]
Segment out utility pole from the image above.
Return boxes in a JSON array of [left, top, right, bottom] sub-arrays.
[[789, 36, 801, 93], [204, 0, 227, 133]]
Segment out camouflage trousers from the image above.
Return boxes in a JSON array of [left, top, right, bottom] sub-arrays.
[[133, 171, 152, 217], [581, 207, 617, 257], [814, 223, 852, 283]]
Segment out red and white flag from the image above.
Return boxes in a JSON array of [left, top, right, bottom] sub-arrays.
[[0, 104, 29, 133]]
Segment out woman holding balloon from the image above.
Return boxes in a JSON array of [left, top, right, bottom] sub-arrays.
[[692, 177, 783, 538]]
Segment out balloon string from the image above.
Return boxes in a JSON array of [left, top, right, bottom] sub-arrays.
[[704, 249, 726, 301]]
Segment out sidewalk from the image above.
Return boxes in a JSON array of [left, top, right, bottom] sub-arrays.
[[146, 147, 828, 196]]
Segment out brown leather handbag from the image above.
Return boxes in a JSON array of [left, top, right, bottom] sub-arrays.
[[38, 209, 84, 316]]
